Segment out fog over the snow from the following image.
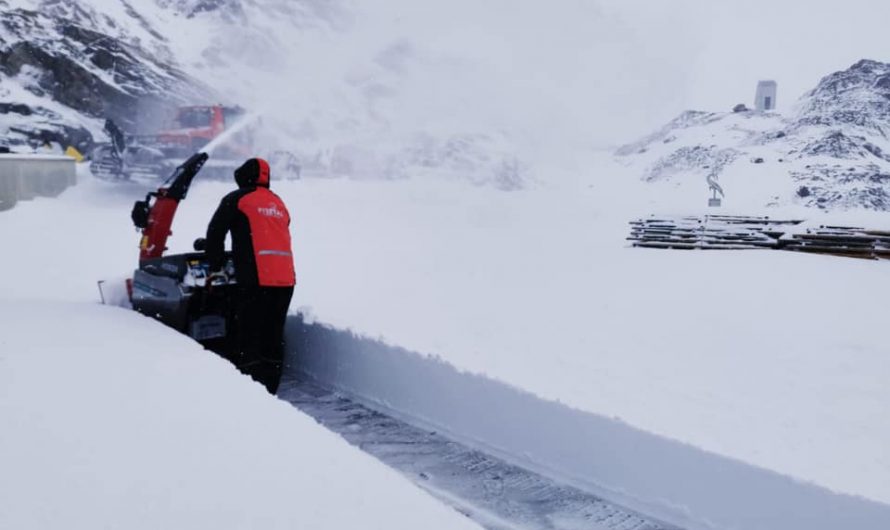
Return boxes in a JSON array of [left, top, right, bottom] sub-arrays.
[[185, 0, 888, 156], [35, 0, 875, 179], [6, 0, 889, 156]]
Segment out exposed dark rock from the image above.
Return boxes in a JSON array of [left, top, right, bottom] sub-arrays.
[[0, 11, 199, 127], [795, 58, 890, 137], [0, 1, 209, 150], [875, 74, 890, 90], [863, 142, 888, 161], [156, 0, 245, 20], [0, 103, 33, 115], [791, 164, 890, 209]]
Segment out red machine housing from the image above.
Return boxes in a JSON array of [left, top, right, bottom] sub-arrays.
[[155, 106, 252, 158], [131, 153, 209, 262]]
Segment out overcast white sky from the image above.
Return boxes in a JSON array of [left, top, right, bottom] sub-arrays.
[[606, 1, 890, 132], [339, 0, 889, 151], [192, 0, 890, 157]]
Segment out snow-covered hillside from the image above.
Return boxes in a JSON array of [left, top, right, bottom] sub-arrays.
[[619, 60, 890, 210], [0, 0, 535, 185], [0, 0, 208, 150]]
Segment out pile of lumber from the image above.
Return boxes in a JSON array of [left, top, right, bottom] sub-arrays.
[[628, 215, 802, 250], [629, 216, 890, 260], [782, 226, 890, 259]]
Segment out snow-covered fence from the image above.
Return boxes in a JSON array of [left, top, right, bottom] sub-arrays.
[[284, 316, 890, 530], [0, 154, 77, 211]]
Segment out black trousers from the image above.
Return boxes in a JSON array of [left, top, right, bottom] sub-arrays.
[[232, 285, 294, 394]]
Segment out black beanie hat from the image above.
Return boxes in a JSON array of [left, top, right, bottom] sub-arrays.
[[234, 158, 271, 188]]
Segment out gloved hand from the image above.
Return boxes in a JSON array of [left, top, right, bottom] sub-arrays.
[[207, 269, 229, 286]]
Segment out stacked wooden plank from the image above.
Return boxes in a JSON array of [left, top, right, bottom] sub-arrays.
[[628, 215, 802, 250], [629, 215, 890, 260], [781, 226, 890, 260]]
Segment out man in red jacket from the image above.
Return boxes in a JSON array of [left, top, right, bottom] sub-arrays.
[[206, 158, 296, 394]]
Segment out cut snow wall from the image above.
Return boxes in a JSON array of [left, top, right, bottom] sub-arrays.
[[0, 154, 77, 211], [284, 316, 890, 530]]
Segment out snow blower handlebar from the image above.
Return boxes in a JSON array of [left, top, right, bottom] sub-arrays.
[[131, 152, 209, 262]]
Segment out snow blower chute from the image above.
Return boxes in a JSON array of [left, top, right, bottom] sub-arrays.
[[127, 152, 238, 355]]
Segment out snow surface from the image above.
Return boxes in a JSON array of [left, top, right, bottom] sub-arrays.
[[0, 171, 482, 529], [290, 319, 890, 530], [281, 168, 890, 510], [3, 159, 889, 518], [3, 0, 890, 526]]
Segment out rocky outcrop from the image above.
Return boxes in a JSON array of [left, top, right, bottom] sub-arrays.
[[155, 0, 245, 19], [618, 59, 890, 211], [0, 1, 205, 151], [794, 59, 890, 137]]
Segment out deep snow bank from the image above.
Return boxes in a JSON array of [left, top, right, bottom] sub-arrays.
[[276, 173, 890, 509], [284, 317, 890, 530], [0, 300, 481, 530]]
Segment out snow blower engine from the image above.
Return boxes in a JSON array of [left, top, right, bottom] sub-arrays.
[[128, 152, 238, 356]]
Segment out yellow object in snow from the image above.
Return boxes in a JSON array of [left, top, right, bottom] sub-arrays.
[[65, 146, 84, 162]]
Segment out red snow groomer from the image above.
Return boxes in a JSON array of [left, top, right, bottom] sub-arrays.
[[92, 105, 254, 181], [155, 106, 253, 159], [127, 152, 238, 355]]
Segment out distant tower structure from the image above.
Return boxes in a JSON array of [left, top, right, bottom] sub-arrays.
[[754, 80, 778, 111]]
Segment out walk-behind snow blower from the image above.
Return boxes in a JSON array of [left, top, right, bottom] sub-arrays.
[[123, 152, 239, 357]]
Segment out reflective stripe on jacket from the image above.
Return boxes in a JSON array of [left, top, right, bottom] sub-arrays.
[[238, 187, 295, 287]]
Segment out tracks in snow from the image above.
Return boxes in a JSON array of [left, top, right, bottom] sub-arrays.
[[279, 377, 679, 530], [284, 317, 890, 530]]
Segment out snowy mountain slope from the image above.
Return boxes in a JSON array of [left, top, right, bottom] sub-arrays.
[[0, 70, 98, 151], [618, 60, 890, 210], [0, 0, 208, 150], [0, 0, 533, 185]]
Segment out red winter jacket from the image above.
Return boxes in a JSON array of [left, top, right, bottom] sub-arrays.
[[206, 158, 296, 287]]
